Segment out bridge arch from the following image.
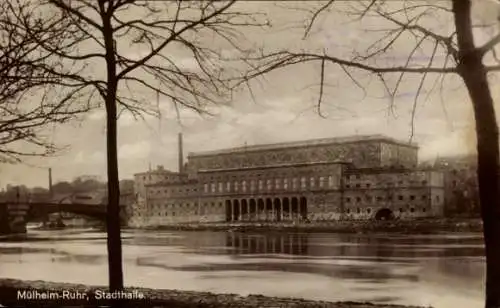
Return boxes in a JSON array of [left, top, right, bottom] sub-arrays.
[[26, 202, 108, 223]]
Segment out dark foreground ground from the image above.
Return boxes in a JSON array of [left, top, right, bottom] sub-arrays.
[[141, 218, 482, 234], [0, 279, 431, 308]]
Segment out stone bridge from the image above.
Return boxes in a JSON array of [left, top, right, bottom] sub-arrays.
[[0, 202, 127, 235]]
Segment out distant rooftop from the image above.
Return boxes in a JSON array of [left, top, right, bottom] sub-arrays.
[[188, 134, 417, 157], [434, 154, 477, 168], [134, 165, 179, 176]]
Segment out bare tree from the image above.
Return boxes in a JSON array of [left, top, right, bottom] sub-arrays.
[[0, 1, 91, 163], [10, 0, 269, 291], [243, 1, 500, 307]]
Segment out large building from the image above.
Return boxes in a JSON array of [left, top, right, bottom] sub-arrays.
[[127, 134, 445, 227]]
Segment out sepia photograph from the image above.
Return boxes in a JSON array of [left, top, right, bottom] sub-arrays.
[[0, 0, 498, 307]]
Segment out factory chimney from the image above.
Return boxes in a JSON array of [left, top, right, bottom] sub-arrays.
[[178, 132, 184, 173], [48, 168, 53, 198]]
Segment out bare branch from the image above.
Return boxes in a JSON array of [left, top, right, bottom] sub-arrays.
[[0, 0, 92, 160], [409, 39, 439, 143], [303, 0, 335, 39], [244, 51, 456, 84], [116, 1, 237, 80], [479, 33, 500, 56], [373, 9, 459, 61], [49, 0, 103, 31]]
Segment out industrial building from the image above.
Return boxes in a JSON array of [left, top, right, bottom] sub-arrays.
[[127, 134, 445, 227]]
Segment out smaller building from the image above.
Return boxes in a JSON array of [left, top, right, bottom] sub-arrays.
[[433, 155, 479, 216], [128, 165, 192, 227], [341, 167, 444, 220]]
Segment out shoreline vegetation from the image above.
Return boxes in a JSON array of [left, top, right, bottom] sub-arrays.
[[135, 218, 482, 234], [0, 279, 431, 308]]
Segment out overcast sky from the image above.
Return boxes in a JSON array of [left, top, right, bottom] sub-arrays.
[[2, 0, 500, 188]]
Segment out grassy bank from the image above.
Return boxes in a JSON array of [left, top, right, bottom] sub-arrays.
[[0, 279, 430, 308], [140, 218, 482, 234]]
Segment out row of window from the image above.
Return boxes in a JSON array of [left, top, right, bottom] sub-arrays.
[[154, 211, 177, 217], [149, 211, 218, 217], [148, 187, 198, 195], [345, 180, 428, 189], [145, 180, 433, 197], [149, 203, 223, 216], [146, 206, 429, 217], [203, 176, 336, 193], [345, 195, 440, 203], [149, 202, 224, 209], [141, 174, 182, 182], [345, 207, 428, 214]]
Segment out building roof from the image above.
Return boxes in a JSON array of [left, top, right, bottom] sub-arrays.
[[196, 160, 349, 173], [188, 134, 417, 158], [133, 168, 179, 177], [434, 155, 477, 168]]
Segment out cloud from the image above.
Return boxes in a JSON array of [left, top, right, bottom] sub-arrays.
[[472, 0, 500, 26], [87, 110, 105, 121], [118, 141, 151, 160], [88, 151, 106, 164], [117, 112, 137, 127], [174, 57, 201, 72], [73, 151, 85, 164], [419, 128, 476, 160], [4, 2, 500, 188]]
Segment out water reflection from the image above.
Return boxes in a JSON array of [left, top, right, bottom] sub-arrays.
[[132, 232, 423, 284], [225, 233, 308, 255], [223, 232, 484, 260], [0, 244, 106, 265], [0, 230, 485, 308]]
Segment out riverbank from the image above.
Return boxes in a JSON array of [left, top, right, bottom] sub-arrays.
[[140, 218, 482, 234], [0, 279, 431, 308]]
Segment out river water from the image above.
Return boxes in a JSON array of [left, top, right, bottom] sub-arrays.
[[0, 228, 484, 308]]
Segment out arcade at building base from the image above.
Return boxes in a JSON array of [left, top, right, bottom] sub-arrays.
[[126, 196, 441, 228]]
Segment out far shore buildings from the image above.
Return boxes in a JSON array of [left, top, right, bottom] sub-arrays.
[[127, 134, 447, 227], [433, 155, 479, 216]]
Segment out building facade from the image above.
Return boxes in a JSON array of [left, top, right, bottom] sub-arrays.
[[433, 155, 479, 216], [127, 134, 446, 227]]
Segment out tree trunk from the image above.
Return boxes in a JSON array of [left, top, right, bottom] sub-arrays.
[[463, 65, 500, 308], [460, 33, 500, 308], [453, 1, 500, 307], [102, 2, 124, 291], [105, 87, 124, 292]]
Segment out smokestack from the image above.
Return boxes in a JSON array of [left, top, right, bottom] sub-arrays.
[[178, 132, 184, 173], [48, 168, 53, 198]]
